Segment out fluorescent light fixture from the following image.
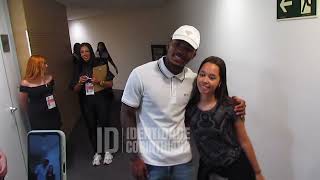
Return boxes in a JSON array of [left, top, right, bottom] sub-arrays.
[[25, 30, 31, 56], [71, 22, 86, 41]]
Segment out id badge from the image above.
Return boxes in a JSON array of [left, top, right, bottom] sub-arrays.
[[85, 82, 95, 95], [46, 95, 56, 109]]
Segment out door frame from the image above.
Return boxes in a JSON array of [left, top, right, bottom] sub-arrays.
[[0, 0, 28, 170]]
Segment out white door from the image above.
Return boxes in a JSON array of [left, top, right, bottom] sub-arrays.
[[0, 0, 28, 179], [0, 0, 29, 160], [0, 54, 27, 180]]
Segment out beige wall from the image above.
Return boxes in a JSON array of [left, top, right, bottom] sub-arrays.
[[7, 0, 29, 76], [9, 0, 80, 135]]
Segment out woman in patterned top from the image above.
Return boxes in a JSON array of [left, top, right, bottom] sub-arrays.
[[70, 43, 114, 166], [186, 56, 264, 180]]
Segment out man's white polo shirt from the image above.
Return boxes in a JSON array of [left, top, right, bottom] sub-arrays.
[[122, 57, 196, 166]]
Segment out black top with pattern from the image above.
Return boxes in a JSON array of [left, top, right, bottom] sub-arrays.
[[186, 103, 242, 167], [20, 79, 61, 130]]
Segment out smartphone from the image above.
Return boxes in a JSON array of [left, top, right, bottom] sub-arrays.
[[27, 130, 66, 180]]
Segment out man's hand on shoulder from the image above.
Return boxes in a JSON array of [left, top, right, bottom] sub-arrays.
[[232, 96, 246, 116]]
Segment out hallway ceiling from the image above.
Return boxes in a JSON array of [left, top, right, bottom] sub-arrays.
[[56, 0, 168, 20]]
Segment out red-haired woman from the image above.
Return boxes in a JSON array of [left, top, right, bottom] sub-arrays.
[[19, 55, 61, 130]]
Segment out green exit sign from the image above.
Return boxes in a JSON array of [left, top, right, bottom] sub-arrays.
[[277, 0, 317, 19]]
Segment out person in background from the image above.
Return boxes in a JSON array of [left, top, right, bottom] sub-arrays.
[[96, 42, 118, 74], [186, 56, 264, 180], [71, 42, 86, 120], [70, 43, 114, 166], [121, 25, 246, 180], [72, 42, 81, 64], [19, 55, 61, 130], [0, 150, 7, 179], [46, 165, 55, 180], [34, 159, 49, 180]]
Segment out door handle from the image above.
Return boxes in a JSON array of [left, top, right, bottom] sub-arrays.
[[9, 106, 17, 113]]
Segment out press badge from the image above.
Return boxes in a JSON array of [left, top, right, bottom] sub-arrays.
[[85, 82, 95, 95], [46, 95, 56, 109]]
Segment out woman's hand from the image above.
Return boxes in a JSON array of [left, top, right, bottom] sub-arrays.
[[91, 77, 100, 84], [78, 75, 88, 85]]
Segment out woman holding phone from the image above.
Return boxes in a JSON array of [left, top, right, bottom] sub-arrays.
[[70, 43, 114, 166]]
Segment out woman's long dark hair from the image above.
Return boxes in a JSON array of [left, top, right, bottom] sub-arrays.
[[79, 43, 96, 75], [187, 56, 232, 109], [97, 42, 107, 57], [80, 42, 95, 63], [73, 42, 80, 56]]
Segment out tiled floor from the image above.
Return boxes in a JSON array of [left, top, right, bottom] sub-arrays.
[[67, 90, 134, 179]]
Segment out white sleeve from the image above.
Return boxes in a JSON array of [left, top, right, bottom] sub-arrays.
[[121, 69, 143, 108]]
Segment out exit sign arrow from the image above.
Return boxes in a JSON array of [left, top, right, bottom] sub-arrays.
[[277, 0, 317, 20], [280, 0, 293, 12]]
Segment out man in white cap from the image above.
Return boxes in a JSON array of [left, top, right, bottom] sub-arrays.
[[121, 25, 246, 180]]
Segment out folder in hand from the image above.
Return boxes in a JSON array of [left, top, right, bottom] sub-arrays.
[[93, 64, 108, 92]]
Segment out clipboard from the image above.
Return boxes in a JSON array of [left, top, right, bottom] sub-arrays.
[[93, 64, 108, 92]]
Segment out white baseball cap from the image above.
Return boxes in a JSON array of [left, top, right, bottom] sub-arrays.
[[172, 25, 200, 49]]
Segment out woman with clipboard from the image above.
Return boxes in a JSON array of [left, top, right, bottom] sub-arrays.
[[70, 43, 114, 166]]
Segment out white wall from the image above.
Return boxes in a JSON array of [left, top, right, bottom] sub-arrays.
[[214, 1, 320, 180], [168, 0, 320, 179], [68, 8, 174, 89]]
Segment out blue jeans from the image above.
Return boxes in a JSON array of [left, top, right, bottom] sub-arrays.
[[146, 161, 193, 180]]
